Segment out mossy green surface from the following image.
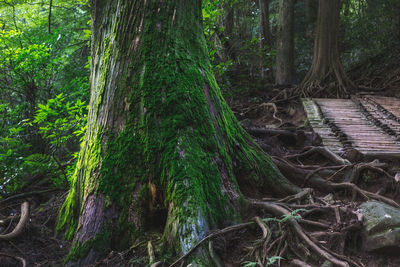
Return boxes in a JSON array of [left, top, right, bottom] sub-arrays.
[[65, 223, 112, 263], [58, 0, 298, 263]]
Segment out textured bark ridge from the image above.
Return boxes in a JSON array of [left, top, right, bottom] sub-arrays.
[[301, 0, 354, 95], [57, 1, 299, 265]]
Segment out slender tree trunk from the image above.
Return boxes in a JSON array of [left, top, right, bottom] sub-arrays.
[[275, 0, 295, 85], [57, 1, 299, 265], [398, 7, 400, 44], [259, 0, 272, 48], [48, 0, 52, 34], [301, 0, 354, 96], [259, 0, 272, 79], [224, 7, 236, 60]]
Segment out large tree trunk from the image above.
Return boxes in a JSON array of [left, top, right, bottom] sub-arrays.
[[275, 0, 295, 85], [57, 1, 299, 265], [305, 0, 318, 38], [301, 0, 354, 96], [259, 0, 272, 79]]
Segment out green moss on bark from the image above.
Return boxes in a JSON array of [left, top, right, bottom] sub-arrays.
[[65, 223, 112, 263], [58, 1, 298, 264]]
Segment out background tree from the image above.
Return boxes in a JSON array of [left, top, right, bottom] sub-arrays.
[[259, 0, 272, 79], [275, 0, 295, 85], [57, 0, 299, 265], [301, 0, 354, 96], [223, 4, 236, 60]]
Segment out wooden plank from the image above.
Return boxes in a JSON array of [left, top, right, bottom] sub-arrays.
[[302, 97, 400, 157]]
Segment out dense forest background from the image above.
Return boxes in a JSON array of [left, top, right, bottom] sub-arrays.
[[0, 0, 400, 265], [1, 0, 399, 195]]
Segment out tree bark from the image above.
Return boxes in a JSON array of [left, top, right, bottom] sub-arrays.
[[259, 0, 272, 48], [275, 0, 295, 85], [48, 0, 52, 34], [398, 6, 400, 44], [57, 1, 299, 265], [223, 7, 236, 59], [259, 0, 272, 79], [305, 0, 318, 38], [301, 0, 354, 96]]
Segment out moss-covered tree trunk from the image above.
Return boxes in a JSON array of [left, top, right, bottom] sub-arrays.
[[275, 0, 295, 86], [57, 1, 299, 265], [301, 0, 354, 96]]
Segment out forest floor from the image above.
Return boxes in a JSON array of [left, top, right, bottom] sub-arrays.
[[1, 50, 400, 266]]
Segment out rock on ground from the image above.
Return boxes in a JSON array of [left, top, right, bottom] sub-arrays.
[[359, 201, 400, 253]]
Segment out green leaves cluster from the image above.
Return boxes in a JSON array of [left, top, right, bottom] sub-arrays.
[[33, 93, 87, 145], [0, 0, 90, 195]]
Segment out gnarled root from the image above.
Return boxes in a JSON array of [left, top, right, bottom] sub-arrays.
[[247, 199, 350, 267], [285, 146, 351, 166], [0, 252, 26, 267], [273, 157, 400, 208], [0, 201, 30, 241]]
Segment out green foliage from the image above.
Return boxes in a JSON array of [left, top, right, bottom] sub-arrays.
[[341, 0, 400, 68], [266, 256, 284, 266], [33, 93, 87, 144], [0, 132, 30, 192], [0, 0, 90, 194], [32, 93, 87, 182], [242, 261, 258, 267]]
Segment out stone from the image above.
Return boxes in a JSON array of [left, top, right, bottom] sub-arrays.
[[359, 201, 400, 252], [320, 260, 333, 267]]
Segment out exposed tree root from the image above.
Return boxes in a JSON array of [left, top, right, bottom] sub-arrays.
[[168, 193, 361, 267], [273, 153, 400, 208], [242, 102, 283, 124], [164, 138, 400, 266], [0, 201, 30, 241], [0, 252, 26, 267], [248, 199, 350, 267], [285, 146, 351, 166], [147, 241, 155, 265], [168, 221, 254, 267], [208, 241, 223, 267], [290, 259, 313, 267]]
